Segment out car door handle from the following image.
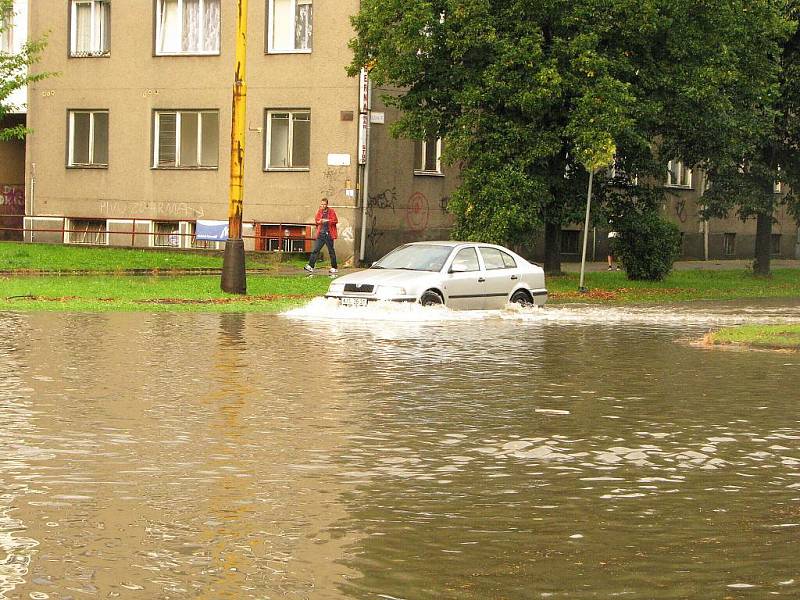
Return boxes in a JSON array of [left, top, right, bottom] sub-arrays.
[[510, 275, 518, 280], [478, 277, 485, 283]]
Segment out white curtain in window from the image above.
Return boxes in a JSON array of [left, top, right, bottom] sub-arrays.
[[159, 0, 180, 53], [75, 3, 92, 53], [202, 0, 220, 52], [182, 0, 200, 52], [295, 0, 312, 50]]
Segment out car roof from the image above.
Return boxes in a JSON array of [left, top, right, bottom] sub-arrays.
[[405, 241, 507, 249]]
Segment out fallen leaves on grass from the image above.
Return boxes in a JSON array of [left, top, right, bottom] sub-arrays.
[[5, 294, 308, 304], [551, 290, 619, 301], [134, 295, 307, 305]]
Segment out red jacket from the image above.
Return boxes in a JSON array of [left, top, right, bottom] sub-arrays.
[[315, 207, 338, 239]]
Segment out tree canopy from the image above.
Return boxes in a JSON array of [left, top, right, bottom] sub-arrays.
[[702, 0, 800, 275], [349, 0, 795, 272]]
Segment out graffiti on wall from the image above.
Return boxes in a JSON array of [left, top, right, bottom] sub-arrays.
[[406, 192, 430, 232], [367, 188, 398, 214], [97, 200, 205, 219], [0, 185, 24, 215]]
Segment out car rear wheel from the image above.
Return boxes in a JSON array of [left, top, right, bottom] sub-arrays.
[[510, 289, 533, 306], [420, 290, 444, 306]]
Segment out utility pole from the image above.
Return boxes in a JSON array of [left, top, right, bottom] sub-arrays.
[[578, 169, 594, 292], [221, 0, 248, 294]]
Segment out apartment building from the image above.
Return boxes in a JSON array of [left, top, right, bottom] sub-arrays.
[[23, 0, 457, 263], [15, 1, 800, 261], [0, 0, 27, 240]]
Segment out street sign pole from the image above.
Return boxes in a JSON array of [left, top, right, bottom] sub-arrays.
[[221, 0, 248, 294]]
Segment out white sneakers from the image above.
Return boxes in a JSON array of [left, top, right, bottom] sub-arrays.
[[303, 264, 314, 273], [329, 268, 338, 274]]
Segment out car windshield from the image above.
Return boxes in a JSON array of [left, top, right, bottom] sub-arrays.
[[372, 244, 454, 272]]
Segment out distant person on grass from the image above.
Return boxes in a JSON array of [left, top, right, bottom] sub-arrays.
[[304, 197, 339, 274], [607, 228, 620, 271]]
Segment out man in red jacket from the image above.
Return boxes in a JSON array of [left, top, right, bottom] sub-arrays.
[[304, 197, 339, 274]]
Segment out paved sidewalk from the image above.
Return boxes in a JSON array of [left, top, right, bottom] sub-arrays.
[[560, 259, 800, 272]]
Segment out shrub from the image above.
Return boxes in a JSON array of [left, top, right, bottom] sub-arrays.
[[614, 211, 681, 280]]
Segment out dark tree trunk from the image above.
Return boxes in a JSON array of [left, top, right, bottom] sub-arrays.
[[753, 210, 772, 276], [544, 221, 562, 275]]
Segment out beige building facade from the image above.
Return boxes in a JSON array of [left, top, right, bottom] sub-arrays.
[[20, 0, 457, 263]]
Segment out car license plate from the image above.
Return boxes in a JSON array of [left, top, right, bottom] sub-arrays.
[[340, 297, 368, 307]]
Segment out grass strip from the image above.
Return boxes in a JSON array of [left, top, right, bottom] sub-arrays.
[[0, 241, 307, 272], [706, 324, 800, 350], [1, 267, 799, 313]]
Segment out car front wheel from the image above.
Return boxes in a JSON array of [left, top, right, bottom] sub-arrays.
[[510, 289, 533, 306], [420, 290, 444, 306]]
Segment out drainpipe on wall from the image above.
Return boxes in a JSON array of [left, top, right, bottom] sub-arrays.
[[29, 162, 36, 242]]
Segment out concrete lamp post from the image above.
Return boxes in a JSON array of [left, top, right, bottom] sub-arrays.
[[578, 168, 595, 293], [221, 0, 249, 294]]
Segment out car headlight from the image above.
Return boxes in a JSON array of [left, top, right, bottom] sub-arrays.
[[375, 285, 407, 299], [328, 282, 345, 294]]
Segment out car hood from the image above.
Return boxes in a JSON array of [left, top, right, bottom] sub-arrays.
[[335, 269, 439, 287]]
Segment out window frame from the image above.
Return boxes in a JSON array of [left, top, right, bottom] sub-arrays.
[[479, 247, 516, 270], [666, 160, 693, 189], [414, 137, 443, 176], [450, 247, 481, 272], [264, 108, 311, 171], [155, 0, 221, 56], [152, 109, 220, 169], [67, 109, 109, 168], [723, 232, 736, 257], [70, 0, 111, 58], [266, 0, 313, 54]]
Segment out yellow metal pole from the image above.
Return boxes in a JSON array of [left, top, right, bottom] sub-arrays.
[[221, 0, 248, 294]]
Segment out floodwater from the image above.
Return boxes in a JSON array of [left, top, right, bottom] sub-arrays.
[[0, 299, 799, 599]]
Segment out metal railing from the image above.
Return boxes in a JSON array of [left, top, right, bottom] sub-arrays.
[[0, 216, 315, 252]]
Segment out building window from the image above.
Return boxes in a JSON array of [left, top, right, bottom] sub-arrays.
[[68, 219, 107, 244], [414, 137, 442, 174], [771, 234, 781, 255], [723, 233, 736, 256], [153, 221, 180, 247], [70, 1, 110, 57], [68, 110, 109, 167], [156, 0, 220, 55], [666, 160, 692, 188], [153, 110, 219, 168], [561, 230, 580, 255], [0, 5, 12, 53], [265, 110, 310, 170], [267, 0, 312, 53]]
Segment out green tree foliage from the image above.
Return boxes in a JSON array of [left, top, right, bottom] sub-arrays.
[[1, 0, 49, 140], [702, 1, 800, 276], [613, 207, 682, 280], [349, 0, 792, 272]]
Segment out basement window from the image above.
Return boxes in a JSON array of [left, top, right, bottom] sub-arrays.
[[723, 233, 736, 256], [153, 221, 180, 247], [68, 219, 107, 245]]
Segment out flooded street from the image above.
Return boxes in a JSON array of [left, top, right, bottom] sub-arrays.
[[1, 300, 799, 599]]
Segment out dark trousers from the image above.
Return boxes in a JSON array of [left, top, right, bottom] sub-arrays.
[[308, 232, 337, 268]]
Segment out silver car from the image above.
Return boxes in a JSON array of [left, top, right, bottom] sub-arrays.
[[325, 241, 547, 310]]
